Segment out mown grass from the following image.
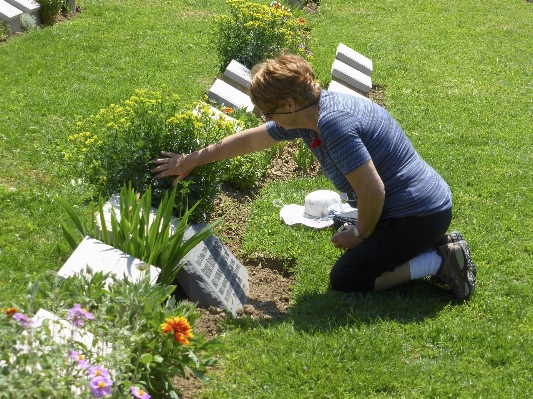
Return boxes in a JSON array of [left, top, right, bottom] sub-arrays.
[[1, 0, 533, 397]]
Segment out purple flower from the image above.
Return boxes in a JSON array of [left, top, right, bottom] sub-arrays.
[[131, 386, 151, 399], [13, 313, 34, 328], [67, 304, 94, 327], [70, 349, 90, 369], [87, 365, 110, 379], [89, 375, 113, 398]]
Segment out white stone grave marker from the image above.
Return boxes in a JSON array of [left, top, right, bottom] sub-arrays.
[[57, 236, 160, 285], [331, 59, 373, 94], [335, 43, 373, 76], [207, 79, 254, 112]]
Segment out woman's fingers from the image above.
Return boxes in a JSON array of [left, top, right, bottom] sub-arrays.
[[150, 151, 193, 183]]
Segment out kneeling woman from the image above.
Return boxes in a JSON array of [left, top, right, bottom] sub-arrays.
[[151, 54, 476, 300]]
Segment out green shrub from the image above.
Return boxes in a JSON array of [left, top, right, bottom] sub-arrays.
[[20, 13, 37, 31], [65, 91, 272, 221], [214, 0, 313, 70], [36, 0, 64, 25]]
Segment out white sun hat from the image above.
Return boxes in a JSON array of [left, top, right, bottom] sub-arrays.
[[279, 190, 352, 228]]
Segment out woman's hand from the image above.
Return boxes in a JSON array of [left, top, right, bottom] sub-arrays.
[[150, 151, 195, 186], [330, 225, 362, 250]]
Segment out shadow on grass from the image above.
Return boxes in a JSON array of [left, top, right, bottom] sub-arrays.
[[286, 280, 458, 334], [229, 279, 459, 333]]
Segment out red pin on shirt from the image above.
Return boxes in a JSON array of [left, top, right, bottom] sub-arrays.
[[311, 138, 321, 148]]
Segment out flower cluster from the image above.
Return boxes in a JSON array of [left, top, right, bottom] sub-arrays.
[[13, 312, 34, 327], [67, 303, 95, 327], [214, 0, 314, 69], [70, 351, 114, 398], [1, 272, 219, 398]]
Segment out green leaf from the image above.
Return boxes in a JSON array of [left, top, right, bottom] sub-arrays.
[[97, 196, 110, 244], [139, 353, 153, 365], [60, 223, 81, 250], [56, 196, 86, 237]]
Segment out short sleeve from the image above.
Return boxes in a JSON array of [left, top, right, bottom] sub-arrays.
[[265, 121, 303, 141]]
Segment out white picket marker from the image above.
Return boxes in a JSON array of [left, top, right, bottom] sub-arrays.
[[207, 79, 254, 112], [331, 59, 372, 94], [0, 0, 22, 35], [335, 43, 373, 76], [327, 80, 371, 101], [223, 60, 252, 89]]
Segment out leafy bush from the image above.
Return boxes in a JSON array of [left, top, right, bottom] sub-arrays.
[[59, 184, 222, 286], [20, 13, 37, 31], [0, 271, 221, 398], [65, 91, 271, 222], [36, 0, 64, 25], [214, 0, 313, 70]]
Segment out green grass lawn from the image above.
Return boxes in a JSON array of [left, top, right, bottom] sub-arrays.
[[1, 0, 533, 397]]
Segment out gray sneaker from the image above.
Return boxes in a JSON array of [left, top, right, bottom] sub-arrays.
[[436, 231, 465, 249], [431, 232, 477, 284], [436, 242, 474, 300]]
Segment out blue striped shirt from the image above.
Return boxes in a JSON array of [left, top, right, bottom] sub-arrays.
[[266, 90, 452, 219]]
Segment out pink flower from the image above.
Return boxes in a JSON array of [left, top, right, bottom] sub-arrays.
[[70, 349, 91, 369], [67, 304, 94, 327], [13, 313, 34, 328], [89, 375, 113, 398], [87, 365, 110, 379], [131, 386, 151, 399]]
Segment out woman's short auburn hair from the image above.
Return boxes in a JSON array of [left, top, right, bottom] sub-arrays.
[[249, 54, 321, 113]]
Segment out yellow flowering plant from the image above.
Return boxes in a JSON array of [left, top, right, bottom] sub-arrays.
[[214, 0, 314, 70], [65, 91, 271, 222]]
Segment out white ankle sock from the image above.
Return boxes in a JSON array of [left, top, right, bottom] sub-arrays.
[[409, 251, 442, 280]]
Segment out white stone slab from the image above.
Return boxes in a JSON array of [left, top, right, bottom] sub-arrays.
[[0, 0, 21, 35], [328, 80, 371, 101], [5, 0, 39, 13], [336, 43, 373, 76], [223, 60, 252, 89], [0, 0, 22, 20], [331, 59, 372, 93], [207, 79, 254, 112], [57, 236, 160, 285]]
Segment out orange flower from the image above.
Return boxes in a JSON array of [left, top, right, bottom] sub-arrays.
[[221, 107, 234, 114], [299, 17, 306, 24], [274, 4, 280, 9], [5, 308, 17, 317], [160, 316, 194, 346]]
